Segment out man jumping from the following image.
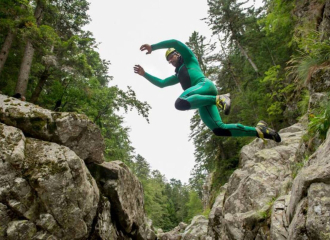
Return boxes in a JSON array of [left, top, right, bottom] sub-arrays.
[[134, 39, 281, 142]]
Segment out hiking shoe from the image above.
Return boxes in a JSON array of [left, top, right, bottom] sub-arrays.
[[216, 93, 231, 115], [256, 120, 281, 143]]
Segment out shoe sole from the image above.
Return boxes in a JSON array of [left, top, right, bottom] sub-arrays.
[[222, 93, 231, 115], [224, 99, 231, 115], [256, 121, 281, 142]]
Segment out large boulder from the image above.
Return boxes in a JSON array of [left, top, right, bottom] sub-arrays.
[[0, 94, 104, 163], [158, 222, 187, 240], [181, 215, 208, 240], [0, 122, 100, 239], [158, 216, 207, 240]]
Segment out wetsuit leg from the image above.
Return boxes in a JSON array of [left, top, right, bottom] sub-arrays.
[[174, 78, 257, 137], [199, 105, 258, 137], [175, 79, 217, 111]]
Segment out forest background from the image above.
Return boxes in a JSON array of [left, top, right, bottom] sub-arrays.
[[1, 0, 330, 232]]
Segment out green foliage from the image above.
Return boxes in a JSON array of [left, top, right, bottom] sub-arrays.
[[132, 164, 203, 231], [257, 196, 277, 220], [288, 31, 330, 86], [291, 155, 309, 179], [308, 100, 330, 140], [202, 207, 211, 218], [297, 90, 310, 116], [258, 65, 295, 122], [186, 190, 203, 222], [259, 0, 295, 39]]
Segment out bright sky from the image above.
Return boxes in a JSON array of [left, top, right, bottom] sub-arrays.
[[85, 0, 261, 184], [85, 0, 213, 184]]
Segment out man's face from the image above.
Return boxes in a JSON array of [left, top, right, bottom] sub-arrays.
[[167, 53, 180, 67]]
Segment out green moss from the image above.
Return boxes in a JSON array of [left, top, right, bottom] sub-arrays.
[[25, 111, 49, 132], [257, 197, 277, 220], [10, 103, 21, 106], [48, 122, 57, 134], [31, 110, 48, 119], [47, 161, 69, 175], [321, 232, 330, 240], [25, 140, 69, 177], [292, 155, 309, 179], [30, 117, 47, 131], [0, 124, 4, 137], [258, 209, 271, 219], [87, 173, 94, 185], [202, 208, 211, 218], [4, 99, 10, 102]]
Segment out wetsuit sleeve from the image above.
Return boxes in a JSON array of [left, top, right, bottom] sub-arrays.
[[144, 72, 179, 88], [151, 39, 196, 62]]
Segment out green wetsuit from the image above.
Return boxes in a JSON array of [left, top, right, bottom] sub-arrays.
[[144, 39, 257, 137]]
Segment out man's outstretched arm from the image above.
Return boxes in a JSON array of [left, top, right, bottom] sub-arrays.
[[140, 40, 195, 61], [133, 65, 179, 88]]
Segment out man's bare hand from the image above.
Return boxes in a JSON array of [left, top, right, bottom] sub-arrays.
[[140, 44, 152, 54], [134, 65, 145, 76]]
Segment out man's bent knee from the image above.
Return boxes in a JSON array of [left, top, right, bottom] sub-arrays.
[[213, 128, 232, 136], [175, 98, 191, 111]]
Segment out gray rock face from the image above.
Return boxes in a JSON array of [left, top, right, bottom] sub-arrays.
[[90, 196, 119, 240], [206, 123, 305, 240], [87, 161, 155, 239], [182, 215, 208, 240], [25, 138, 100, 239], [286, 129, 330, 239], [6, 220, 37, 240], [270, 195, 290, 240], [319, 1, 330, 40], [158, 216, 207, 240], [202, 173, 213, 210], [207, 184, 228, 240], [158, 223, 186, 240], [206, 121, 330, 239], [0, 123, 100, 240], [293, 0, 325, 30], [0, 94, 104, 163]]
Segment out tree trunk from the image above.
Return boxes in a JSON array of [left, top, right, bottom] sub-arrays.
[[236, 40, 259, 74], [0, 31, 15, 76], [15, 40, 35, 95], [30, 68, 49, 103], [14, 0, 44, 97], [218, 141, 226, 161], [218, 36, 242, 92], [30, 44, 55, 103]]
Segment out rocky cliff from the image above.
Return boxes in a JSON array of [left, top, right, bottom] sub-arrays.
[[207, 123, 307, 240], [0, 94, 156, 240], [158, 113, 329, 240]]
